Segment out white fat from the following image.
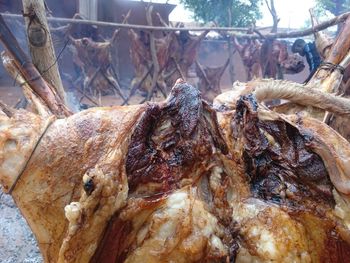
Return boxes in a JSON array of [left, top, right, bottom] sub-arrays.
[[87, 243, 97, 255], [65, 202, 82, 223], [157, 221, 177, 240], [155, 192, 189, 239], [210, 166, 222, 191], [83, 173, 92, 184], [3, 139, 17, 151], [333, 190, 350, 230], [249, 226, 277, 255], [210, 235, 226, 253], [166, 192, 188, 211], [256, 229, 277, 257], [232, 198, 269, 222], [137, 224, 149, 245], [128, 188, 229, 260]]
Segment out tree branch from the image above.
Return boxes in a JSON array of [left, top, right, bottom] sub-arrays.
[[265, 0, 279, 33]]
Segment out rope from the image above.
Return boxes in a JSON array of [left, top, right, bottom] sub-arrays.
[[8, 116, 55, 194], [13, 38, 70, 87], [319, 62, 345, 74]]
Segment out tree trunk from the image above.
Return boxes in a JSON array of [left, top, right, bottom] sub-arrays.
[[265, 0, 279, 33], [22, 0, 67, 104]]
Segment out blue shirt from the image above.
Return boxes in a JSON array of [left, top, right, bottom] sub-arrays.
[[303, 42, 322, 71]]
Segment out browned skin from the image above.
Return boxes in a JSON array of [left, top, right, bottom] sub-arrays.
[[233, 37, 305, 80], [219, 95, 350, 261], [2, 5, 348, 261], [11, 105, 146, 262]]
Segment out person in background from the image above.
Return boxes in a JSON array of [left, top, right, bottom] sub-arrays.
[[292, 38, 322, 82]]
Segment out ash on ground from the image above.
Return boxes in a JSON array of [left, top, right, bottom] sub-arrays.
[[0, 189, 43, 263]]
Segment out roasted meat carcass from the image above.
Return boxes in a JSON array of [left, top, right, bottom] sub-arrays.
[[232, 37, 305, 81], [1, 76, 350, 262], [127, 28, 171, 102], [2, 13, 350, 263], [195, 59, 229, 101], [163, 30, 209, 87], [68, 34, 127, 105]]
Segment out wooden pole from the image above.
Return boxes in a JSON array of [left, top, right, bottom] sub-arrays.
[[1, 12, 349, 38], [227, 8, 235, 83], [0, 14, 71, 117], [146, 6, 160, 101], [22, 0, 67, 104]]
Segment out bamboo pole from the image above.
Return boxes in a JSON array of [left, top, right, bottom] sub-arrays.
[[22, 0, 67, 104]]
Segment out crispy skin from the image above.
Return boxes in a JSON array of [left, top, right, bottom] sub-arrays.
[[12, 105, 146, 262]]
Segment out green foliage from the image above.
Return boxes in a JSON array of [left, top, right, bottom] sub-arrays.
[[315, 0, 350, 16], [179, 0, 263, 27]]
